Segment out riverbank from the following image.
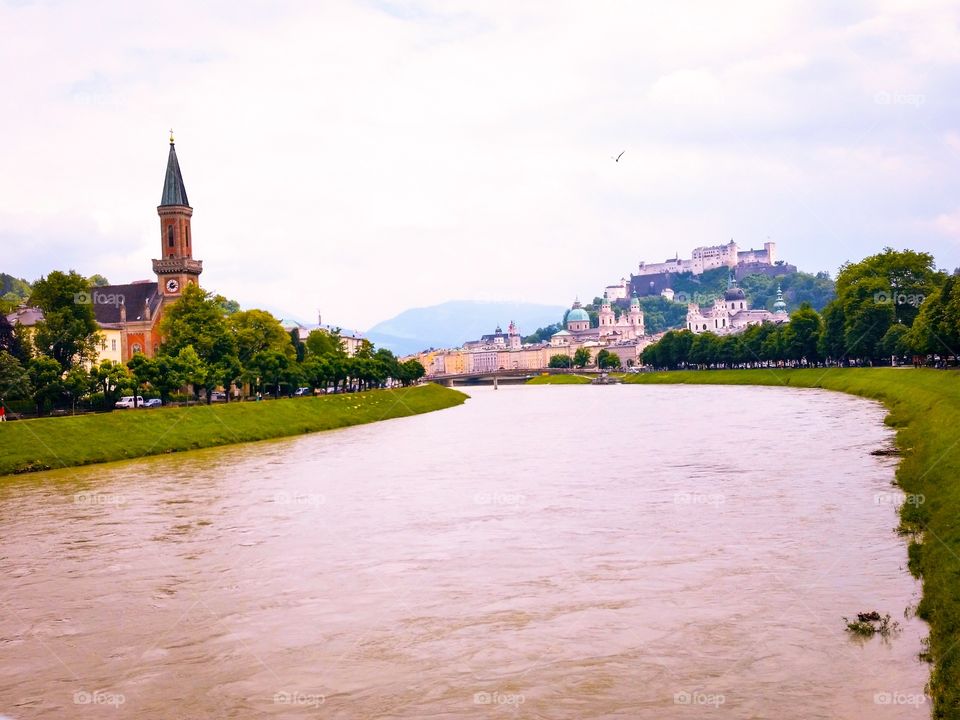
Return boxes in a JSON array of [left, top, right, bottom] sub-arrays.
[[615, 368, 957, 718], [526, 373, 591, 384], [0, 384, 468, 477]]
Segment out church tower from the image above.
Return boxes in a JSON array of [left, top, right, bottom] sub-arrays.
[[153, 131, 202, 304]]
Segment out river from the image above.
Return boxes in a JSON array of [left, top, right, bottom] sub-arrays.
[[0, 384, 929, 718]]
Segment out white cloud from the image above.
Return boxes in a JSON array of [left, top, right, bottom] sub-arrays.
[[1, 0, 959, 327]]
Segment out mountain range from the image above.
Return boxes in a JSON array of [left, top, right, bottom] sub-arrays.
[[364, 300, 566, 356]]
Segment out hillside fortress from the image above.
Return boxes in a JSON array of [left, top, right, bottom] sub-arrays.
[[612, 239, 796, 299], [637, 239, 775, 277]]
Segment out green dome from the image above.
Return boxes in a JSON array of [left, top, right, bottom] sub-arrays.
[[567, 307, 589, 323]]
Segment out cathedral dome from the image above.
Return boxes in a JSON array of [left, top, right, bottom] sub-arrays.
[[567, 307, 589, 323], [724, 287, 746, 301]]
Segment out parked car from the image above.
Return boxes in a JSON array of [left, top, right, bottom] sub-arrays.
[[115, 396, 144, 409], [210, 391, 227, 402], [294, 387, 312, 396], [141, 398, 163, 408]]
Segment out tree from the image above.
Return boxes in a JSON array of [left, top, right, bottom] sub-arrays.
[[398, 359, 425, 386], [548, 354, 572, 368], [0, 351, 32, 402], [63, 365, 92, 414], [127, 353, 158, 407], [305, 328, 346, 358], [175, 346, 208, 400], [818, 301, 847, 361], [908, 276, 960, 360], [213, 294, 241, 315], [596, 349, 621, 369], [29, 270, 101, 370], [92, 360, 129, 408], [88, 274, 110, 287], [782, 303, 822, 361], [573, 347, 591, 368], [28, 356, 63, 416], [160, 285, 238, 399], [229, 309, 295, 366], [0, 313, 28, 363]]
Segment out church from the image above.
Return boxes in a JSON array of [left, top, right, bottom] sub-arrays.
[[92, 134, 203, 362]]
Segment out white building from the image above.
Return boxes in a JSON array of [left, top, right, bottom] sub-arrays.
[[686, 282, 789, 335]]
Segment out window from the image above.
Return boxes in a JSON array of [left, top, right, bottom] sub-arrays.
[[111, 339, 117, 351], [132, 343, 142, 354], [167, 225, 174, 247], [185, 224, 190, 246]]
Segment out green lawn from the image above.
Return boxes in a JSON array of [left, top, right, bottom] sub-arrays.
[[620, 368, 959, 718], [0, 384, 468, 477], [525, 373, 592, 384]]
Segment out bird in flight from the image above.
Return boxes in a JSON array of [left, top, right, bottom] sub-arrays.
[[612, 150, 625, 162]]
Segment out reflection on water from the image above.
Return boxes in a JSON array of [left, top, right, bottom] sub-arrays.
[[0, 385, 928, 718]]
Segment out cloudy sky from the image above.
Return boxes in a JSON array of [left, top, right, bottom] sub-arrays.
[[2, 0, 959, 329]]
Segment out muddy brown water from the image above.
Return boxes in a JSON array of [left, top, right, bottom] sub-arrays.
[[0, 385, 929, 718]]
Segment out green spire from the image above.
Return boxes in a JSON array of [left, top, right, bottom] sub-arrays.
[[160, 135, 190, 207]]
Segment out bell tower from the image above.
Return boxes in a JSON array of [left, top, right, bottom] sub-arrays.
[[153, 130, 202, 301]]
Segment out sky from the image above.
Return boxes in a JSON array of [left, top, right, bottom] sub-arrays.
[[2, 0, 959, 330]]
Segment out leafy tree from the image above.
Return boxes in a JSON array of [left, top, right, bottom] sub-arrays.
[[908, 276, 960, 359], [0, 351, 32, 401], [782, 303, 822, 361], [160, 285, 238, 398], [88, 274, 110, 287], [573, 347, 591, 368], [213, 294, 241, 315], [28, 356, 63, 415], [548, 354, 572, 368], [305, 328, 346, 358], [175, 346, 208, 399], [92, 360, 129, 408], [127, 354, 158, 407], [229, 309, 295, 366], [522, 323, 562, 344], [880, 324, 911, 359], [596, 349, 621, 369], [0, 313, 28, 362], [818, 301, 847, 361], [63, 365, 93, 414], [29, 270, 101, 370]]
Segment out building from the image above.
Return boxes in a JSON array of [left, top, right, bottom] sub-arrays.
[[82, 133, 202, 361], [635, 240, 777, 278], [686, 278, 789, 335], [7, 135, 203, 364], [464, 321, 521, 350]]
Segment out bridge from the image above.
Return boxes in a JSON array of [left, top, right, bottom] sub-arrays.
[[428, 368, 599, 386]]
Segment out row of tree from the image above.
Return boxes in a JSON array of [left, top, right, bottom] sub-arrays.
[[548, 348, 623, 369], [641, 249, 957, 369], [0, 271, 424, 415]]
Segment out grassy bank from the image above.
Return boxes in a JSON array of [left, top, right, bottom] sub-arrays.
[[0, 384, 468, 477], [618, 368, 958, 717], [526, 373, 592, 384]]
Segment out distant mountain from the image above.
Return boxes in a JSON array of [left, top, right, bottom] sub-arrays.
[[365, 300, 567, 355]]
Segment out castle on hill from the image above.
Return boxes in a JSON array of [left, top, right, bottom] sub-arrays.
[[610, 239, 797, 299]]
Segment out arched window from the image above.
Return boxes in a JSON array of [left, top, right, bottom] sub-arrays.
[[167, 225, 174, 247], [132, 343, 142, 354]]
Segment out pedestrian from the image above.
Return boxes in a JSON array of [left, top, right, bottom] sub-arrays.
[[0, 404, 6, 422]]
